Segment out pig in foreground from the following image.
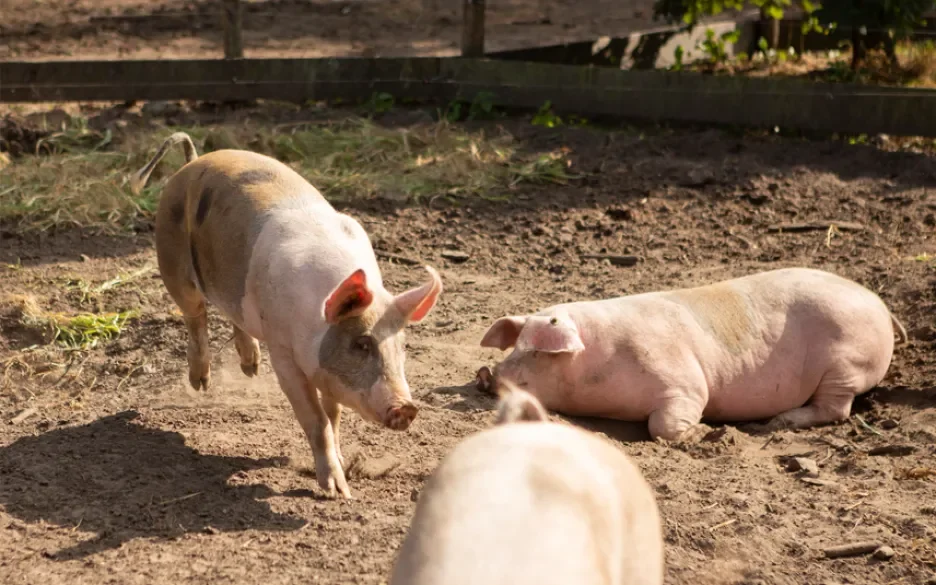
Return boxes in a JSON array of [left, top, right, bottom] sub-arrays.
[[130, 133, 442, 498], [389, 382, 664, 585], [480, 267, 907, 441]]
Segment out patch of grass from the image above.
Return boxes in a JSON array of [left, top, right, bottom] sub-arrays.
[[0, 116, 577, 232], [532, 101, 563, 128], [907, 252, 936, 262], [63, 264, 155, 304], [8, 294, 138, 350]]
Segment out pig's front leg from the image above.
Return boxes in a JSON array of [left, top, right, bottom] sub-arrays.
[[647, 394, 710, 444], [268, 346, 351, 499], [322, 392, 344, 468]]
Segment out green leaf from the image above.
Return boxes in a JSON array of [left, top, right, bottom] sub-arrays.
[[721, 29, 741, 43]]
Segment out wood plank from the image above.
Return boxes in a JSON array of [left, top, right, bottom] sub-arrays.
[[0, 58, 445, 102], [222, 0, 245, 59], [441, 59, 936, 136], [4, 56, 936, 138], [461, 0, 486, 58]]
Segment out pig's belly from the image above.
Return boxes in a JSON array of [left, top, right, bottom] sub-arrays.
[[564, 373, 669, 422], [703, 360, 822, 422], [567, 350, 825, 423]]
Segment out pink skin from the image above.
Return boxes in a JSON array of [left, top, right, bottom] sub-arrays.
[[242, 200, 444, 498], [480, 267, 904, 442], [389, 383, 664, 585]]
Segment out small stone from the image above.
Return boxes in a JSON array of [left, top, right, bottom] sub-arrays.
[[787, 457, 819, 478], [440, 250, 470, 263], [410, 488, 420, 502], [868, 444, 916, 457], [80, 254, 90, 262], [606, 207, 635, 221], [203, 526, 219, 535], [873, 545, 895, 560], [879, 419, 899, 430], [800, 477, 837, 487]]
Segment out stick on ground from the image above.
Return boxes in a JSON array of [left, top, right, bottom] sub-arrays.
[[822, 541, 882, 559], [767, 221, 864, 233]]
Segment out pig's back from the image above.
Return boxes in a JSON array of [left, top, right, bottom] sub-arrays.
[[390, 423, 663, 585]]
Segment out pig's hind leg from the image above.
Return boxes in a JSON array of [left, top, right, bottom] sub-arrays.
[[233, 325, 261, 377], [648, 394, 710, 443], [156, 213, 211, 390], [158, 259, 212, 390], [764, 373, 861, 431]]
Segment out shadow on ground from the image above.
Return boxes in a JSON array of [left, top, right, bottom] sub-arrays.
[[0, 410, 305, 559]]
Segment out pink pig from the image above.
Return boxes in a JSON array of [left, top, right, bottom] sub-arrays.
[[130, 133, 443, 498], [389, 382, 664, 585], [480, 267, 907, 441]]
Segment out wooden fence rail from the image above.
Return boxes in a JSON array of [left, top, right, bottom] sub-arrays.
[[3, 57, 936, 137]]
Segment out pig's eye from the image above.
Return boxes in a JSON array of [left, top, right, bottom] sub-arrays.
[[354, 336, 375, 354]]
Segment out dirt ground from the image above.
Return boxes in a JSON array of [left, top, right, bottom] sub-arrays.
[[0, 0, 661, 61], [1, 98, 936, 585], [1, 1, 936, 582]]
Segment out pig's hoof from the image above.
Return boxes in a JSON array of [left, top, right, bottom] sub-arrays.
[[319, 472, 352, 499], [386, 404, 419, 431], [240, 361, 259, 377], [189, 371, 210, 390], [762, 417, 793, 433], [675, 423, 715, 445]]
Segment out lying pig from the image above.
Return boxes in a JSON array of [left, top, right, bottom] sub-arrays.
[[130, 132, 442, 498], [479, 268, 907, 441], [389, 382, 663, 585]]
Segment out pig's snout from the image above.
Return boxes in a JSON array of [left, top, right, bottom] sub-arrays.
[[384, 402, 419, 431], [475, 366, 496, 394]]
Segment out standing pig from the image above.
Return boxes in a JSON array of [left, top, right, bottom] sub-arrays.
[[479, 267, 907, 441], [130, 132, 442, 498], [389, 382, 664, 585]]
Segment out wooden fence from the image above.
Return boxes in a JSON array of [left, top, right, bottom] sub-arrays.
[[4, 56, 936, 137], [3, 1, 936, 138]]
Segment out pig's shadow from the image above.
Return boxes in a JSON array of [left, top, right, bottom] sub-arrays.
[[557, 414, 652, 443], [862, 384, 936, 409], [429, 382, 497, 413], [0, 410, 306, 560], [429, 382, 652, 443]]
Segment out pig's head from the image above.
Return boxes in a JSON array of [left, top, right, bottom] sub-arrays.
[[479, 312, 584, 395], [493, 380, 549, 425], [316, 265, 442, 431]]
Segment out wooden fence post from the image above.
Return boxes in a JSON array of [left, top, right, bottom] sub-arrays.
[[221, 0, 244, 59], [758, 7, 779, 49], [461, 0, 486, 57]]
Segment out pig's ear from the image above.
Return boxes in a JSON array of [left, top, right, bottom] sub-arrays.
[[394, 265, 443, 323], [480, 316, 527, 350], [324, 269, 374, 324], [523, 318, 585, 353], [495, 384, 548, 425]]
